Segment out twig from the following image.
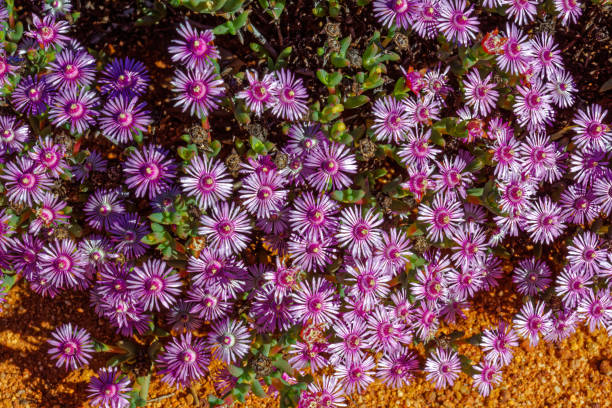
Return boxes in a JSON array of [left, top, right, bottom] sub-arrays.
[[147, 393, 175, 403], [189, 386, 200, 406], [247, 23, 278, 59]]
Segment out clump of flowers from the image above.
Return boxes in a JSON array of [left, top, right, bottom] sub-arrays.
[[0, 0, 610, 407]]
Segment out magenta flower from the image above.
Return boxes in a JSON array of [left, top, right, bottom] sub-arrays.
[[513, 301, 552, 347], [26, 14, 70, 49], [554, 0, 582, 26], [187, 286, 231, 321], [48, 323, 94, 370], [166, 299, 203, 333], [432, 153, 474, 199], [328, 319, 370, 364], [240, 170, 288, 219], [28, 137, 68, 178], [38, 239, 86, 289], [559, 184, 599, 225], [376, 350, 419, 388], [187, 248, 246, 299], [109, 213, 150, 259], [0, 52, 18, 86], [169, 22, 220, 71], [502, 0, 537, 25], [0, 209, 15, 252], [1, 157, 52, 205], [157, 332, 209, 389], [417, 194, 465, 242], [99, 96, 152, 144], [402, 164, 435, 200], [372, 95, 411, 144], [47, 48, 96, 90], [472, 361, 502, 397], [437, 0, 479, 45], [530, 33, 563, 80], [87, 367, 131, 408], [236, 70, 278, 116], [403, 94, 440, 125], [269, 69, 309, 121], [545, 310, 580, 343], [290, 278, 339, 325], [49, 87, 100, 134], [100, 57, 150, 98], [334, 355, 376, 394], [567, 232, 605, 276], [289, 191, 339, 239], [450, 224, 487, 269], [208, 318, 250, 364], [365, 305, 411, 353], [345, 258, 391, 310], [374, 228, 412, 275], [412, 0, 440, 38], [577, 290, 612, 332], [373, 0, 417, 29], [127, 259, 182, 311], [481, 321, 519, 367], [180, 155, 233, 210], [572, 104, 611, 151], [336, 206, 383, 259], [593, 173, 612, 216], [304, 141, 357, 192], [29, 192, 69, 235], [424, 347, 461, 389], [12, 75, 54, 116], [0, 115, 30, 153], [288, 234, 337, 273], [84, 189, 125, 231], [497, 24, 534, 75], [555, 266, 593, 309], [199, 202, 252, 256], [492, 133, 522, 179], [123, 144, 177, 199], [523, 197, 566, 244], [398, 127, 440, 168], [512, 257, 552, 296], [463, 69, 498, 117], [299, 376, 346, 408], [546, 69, 576, 108], [513, 79, 553, 132], [172, 67, 224, 119]]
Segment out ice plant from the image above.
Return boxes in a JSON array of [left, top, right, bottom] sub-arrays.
[[99, 96, 152, 144], [157, 332, 210, 388], [127, 259, 182, 311], [269, 69, 309, 121], [123, 144, 177, 199], [48, 323, 94, 370], [169, 22, 220, 71], [424, 347, 461, 389], [236, 70, 278, 116], [87, 367, 131, 408]]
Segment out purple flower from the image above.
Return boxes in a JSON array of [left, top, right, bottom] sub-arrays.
[[109, 213, 150, 259], [12, 75, 54, 115], [481, 321, 519, 367], [554, 0, 582, 26], [569, 149, 608, 185], [84, 189, 125, 231], [372, 95, 411, 144], [95, 262, 132, 302], [236, 70, 278, 116], [328, 319, 370, 364], [345, 258, 391, 310], [497, 172, 534, 213], [366, 305, 411, 353], [567, 232, 605, 276], [72, 150, 108, 182], [497, 24, 534, 75], [186, 286, 231, 321], [402, 164, 435, 200], [530, 33, 563, 80], [373, 0, 417, 29], [100, 57, 150, 98], [299, 376, 346, 408], [287, 122, 327, 156], [87, 367, 131, 408], [376, 350, 419, 388], [432, 153, 474, 199], [334, 355, 376, 394], [0, 209, 15, 252], [26, 14, 70, 49], [555, 266, 593, 309], [0, 115, 30, 153], [180, 155, 233, 210], [523, 197, 566, 245], [43, 0, 73, 16], [166, 299, 203, 333], [289, 191, 339, 239], [513, 301, 552, 347], [29, 192, 69, 235], [157, 333, 209, 388], [99, 96, 152, 144], [29, 137, 68, 178], [450, 223, 487, 269], [559, 184, 599, 225], [127, 259, 182, 311], [374, 228, 412, 275], [288, 234, 337, 273], [1, 157, 52, 205], [240, 170, 287, 219], [424, 347, 461, 389], [398, 127, 440, 168], [513, 257, 552, 296], [7, 234, 43, 280], [250, 287, 295, 333], [290, 278, 339, 325], [463, 69, 498, 117], [187, 248, 246, 299], [171, 67, 224, 119], [412, 0, 440, 38], [169, 22, 220, 71], [198, 202, 252, 256], [545, 310, 580, 342], [519, 133, 557, 180], [513, 79, 553, 132], [289, 341, 328, 372], [49, 87, 100, 134], [47, 48, 96, 90], [572, 104, 611, 151], [304, 141, 357, 191], [0, 52, 18, 86], [437, 0, 479, 46], [38, 239, 86, 289], [403, 94, 440, 125], [472, 361, 502, 397], [123, 144, 177, 199], [47, 323, 94, 370], [502, 0, 537, 25], [208, 318, 250, 364], [417, 194, 465, 242], [577, 290, 612, 332], [545, 69, 576, 108], [269, 69, 309, 121], [336, 206, 383, 259], [593, 172, 612, 216]]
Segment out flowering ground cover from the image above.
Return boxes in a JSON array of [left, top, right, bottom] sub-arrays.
[[0, 0, 611, 407]]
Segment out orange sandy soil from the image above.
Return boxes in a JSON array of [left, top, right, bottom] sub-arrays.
[[1, 280, 611, 408]]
